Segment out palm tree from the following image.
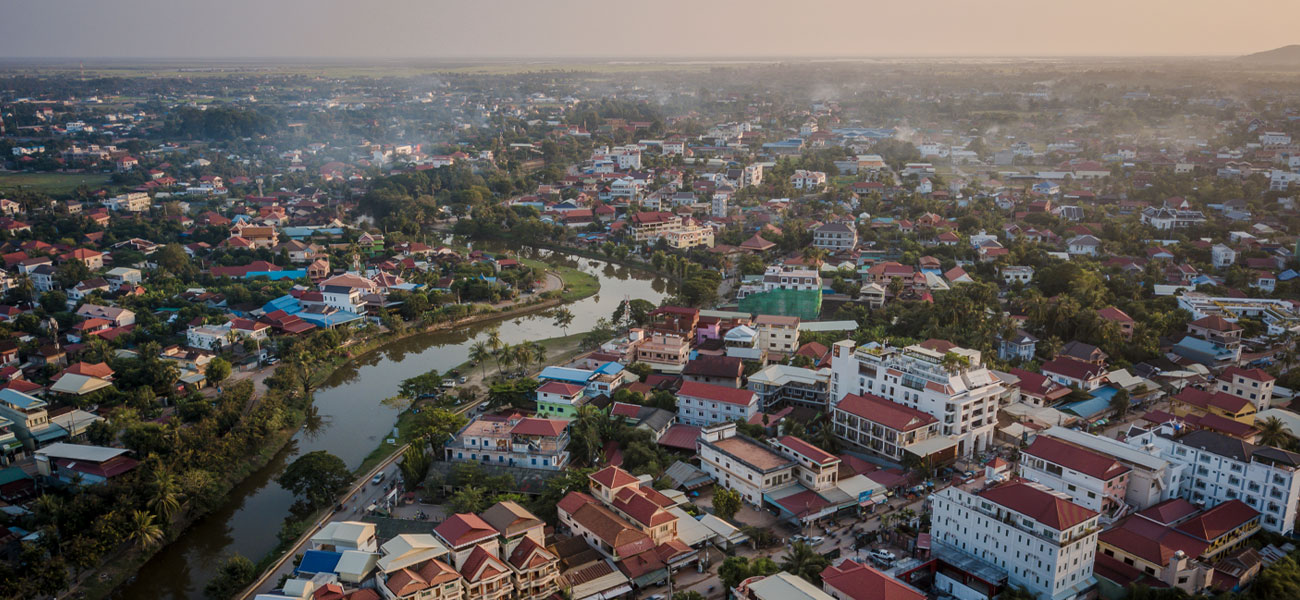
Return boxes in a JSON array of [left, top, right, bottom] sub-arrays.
[[780, 542, 830, 584], [469, 341, 491, 380], [1259, 416, 1292, 449], [496, 343, 515, 376], [529, 341, 547, 370], [801, 246, 828, 268], [149, 469, 184, 522], [485, 326, 504, 354], [126, 510, 165, 549], [513, 343, 534, 374]]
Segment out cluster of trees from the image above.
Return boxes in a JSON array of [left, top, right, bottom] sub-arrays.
[[161, 106, 277, 140], [0, 376, 309, 597]]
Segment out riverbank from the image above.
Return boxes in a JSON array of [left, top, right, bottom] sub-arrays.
[[84, 404, 308, 600], [235, 258, 603, 594], [118, 249, 669, 600]]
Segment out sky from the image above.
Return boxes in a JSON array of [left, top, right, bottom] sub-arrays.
[[0, 0, 1296, 60]]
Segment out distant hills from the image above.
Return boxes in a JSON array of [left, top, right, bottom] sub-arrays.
[[1238, 45, 1300, 65]]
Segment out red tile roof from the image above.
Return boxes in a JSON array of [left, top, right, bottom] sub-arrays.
[[677, 381, 757, 406], [1189, 316, 1241, 332], [1220, 366, 1274, 384], [979, 481, 1097, 530], [1024, 436, 1130, 481], [835, 393, 937, 431], [1175, 500, 1259, 542], [1098, 306, 1134, 323], [822, 559, 925, 600], [1101, 516, 1208, 566], [509, 417, 568, 437], [433, 513, 499, 548], [1137, 498, 1199, 525], [590, 465, 639, 490], [656, 424, 701, 451], [537, 381, 584, 397], [777, 435, 838, 466]]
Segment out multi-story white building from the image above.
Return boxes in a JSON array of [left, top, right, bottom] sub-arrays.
[[1042, 427, 1182, 511], [1127, 425, 1300, 534], [697, 425, 798, 507], [1000, 265, 1035, 285], [812, 222, 857, 252], [930, 480, 1099, 600], [1211, 244, 1237, 268], [831, 392, 952, 464], [790, 170, 827, 190], [1020, 435, 1131, 516], [1216, 366, 1276, 411], [676, 381, 759, 427], [754, 315, 801, 356], [829, 340, 1005, 456], [747, 365, 830, 411]]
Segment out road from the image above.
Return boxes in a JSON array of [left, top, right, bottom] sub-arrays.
[[242, 447, 411, 599]]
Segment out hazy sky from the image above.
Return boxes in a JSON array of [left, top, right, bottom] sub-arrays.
[[1, 0, 1296, 59]]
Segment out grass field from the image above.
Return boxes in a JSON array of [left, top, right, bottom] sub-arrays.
[[0, 172, 112, 195]]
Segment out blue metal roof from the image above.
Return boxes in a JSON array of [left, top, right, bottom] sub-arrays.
[[1061, 396, 1110, 419], [0, 388, 46, 410], [32, 424, 68, 442], [538, 366, 593, 384], [262, 295, 301, 315], [295, 550, 342, 575], [245, 270, 305, 281], [297, 310, 365, 328], [595, 362, 624, 376]]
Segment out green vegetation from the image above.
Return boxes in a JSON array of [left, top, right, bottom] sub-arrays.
[[0, 172, 112, 195]]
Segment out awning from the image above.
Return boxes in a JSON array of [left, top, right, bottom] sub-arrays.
[[906, 435, 959, 458]]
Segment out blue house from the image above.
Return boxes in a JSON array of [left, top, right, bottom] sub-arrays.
[[997, 329, 1038, 362]]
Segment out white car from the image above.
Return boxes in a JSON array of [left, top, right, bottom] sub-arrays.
[[869, 549, 896, 562], [808, 536, 825, 545]]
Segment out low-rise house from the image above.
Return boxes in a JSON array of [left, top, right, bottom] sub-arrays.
[[1215, 367, 1276, 412], [444, 415, 570, 470], [34, 442, 137, 485]]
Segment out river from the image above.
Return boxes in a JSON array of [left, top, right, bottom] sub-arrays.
[[113, 249, 672, 600]]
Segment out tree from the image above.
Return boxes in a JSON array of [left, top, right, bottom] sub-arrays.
[[206, 357, 232, 387], [204, 554, 257, 600], [712, 487, 742, 521], [553, 308, 574, 336], [410, 408, 468, 450], [450, 485, 488, 514], [277, 451, 352, 509], [398, 445, 432, 491], [673, 592, 705, 600], [781, 542, 831, 584], [469, 341, 492, 380], [719, 556, 779, 590], [1109, 387, 1131, 419], [1259, 416, 1292, 449], [148, 468, 184, 522], [126, 510, 165, 549]]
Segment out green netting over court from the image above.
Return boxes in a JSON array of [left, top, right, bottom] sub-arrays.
[[737, 288, 822, 320]]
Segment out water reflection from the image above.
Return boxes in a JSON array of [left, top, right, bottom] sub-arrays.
[[114, 252, 672, 600]]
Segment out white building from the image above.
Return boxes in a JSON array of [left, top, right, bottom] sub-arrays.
[[930, 481, 1099, 600], [186, 323, 232, 351], [790, 170, 828, 190], [1000, 266, 1034, 285], [1127, 425, 1300, 534], [1211, 244, 1237, 269], [1043, 427, 1182, 511], [676, 381, 759, 427], [829, 340, 1004, 456], [1019, 435, 1131, 515]]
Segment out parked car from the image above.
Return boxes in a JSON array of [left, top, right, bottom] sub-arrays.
[[869, 549, 896, 562]]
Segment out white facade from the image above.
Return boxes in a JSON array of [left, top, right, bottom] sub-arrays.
[[1127, 425, 1300, 534], [1211, 244, 1237, 269], [930, 482, 1098, 600], [829, 340, 1004, 456], [790, 170, 827, 190]]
